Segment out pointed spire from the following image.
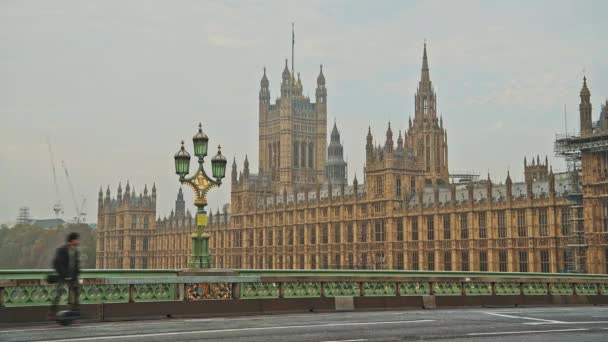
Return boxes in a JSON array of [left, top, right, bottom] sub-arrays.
[[420, 41, 430, 84], [143, 184, 148, 195], [581, 76, 590, 96], [231, 157, 238, 184], [317, 64, 325, 86], [397, 130, 404, 149], [331, 120, 340, 142], [385, 122, 393, 147], [243, 154, 250, 178], [282, 58, 290, 81], [260, 66, 269, 88]]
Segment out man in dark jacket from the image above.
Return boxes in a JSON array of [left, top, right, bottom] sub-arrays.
[[49, 232, 81, 318]]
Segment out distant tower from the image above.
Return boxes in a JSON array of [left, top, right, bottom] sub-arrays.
[[175, 187, 185, 218], [579, 77, 593, 135], [326, 121, 348, 186], [524, 155, 549, 183], [406, 43, 449, 186], [17, 206, 31, 225]]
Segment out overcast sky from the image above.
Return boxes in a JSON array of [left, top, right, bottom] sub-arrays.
[[1, 0, 607, 224]]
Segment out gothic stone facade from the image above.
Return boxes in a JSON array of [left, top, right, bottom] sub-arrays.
[[207, 45, 598, 274], [97, 44, 608, 274]]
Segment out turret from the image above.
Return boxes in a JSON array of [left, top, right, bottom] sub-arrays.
[[506, 171, 513, 199], [104, 186, 111, 206], [385, 122, 393, 156], [175, 187, 185, 218], [549, 166, 556, 197], [98, 187, 103, 208], [397, 130, 404, 150], [231, 157, 238, 184], [117, 182, 123, 204], [259, 67, 270, 113], [124, 181, 131, 201], [280, 59, 291, 98], [366, 127, 373, 161], [486, 174, 493, 200], [315, 64, 327, 105], [579, 76, 593, 135], [243, 155, 250, 178], [151, 183, 157, 204]]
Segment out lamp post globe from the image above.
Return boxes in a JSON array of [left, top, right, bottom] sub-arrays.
[[211, 145, 227, 180], [174, 141, 191, 178], [192, 123, 209, 159]]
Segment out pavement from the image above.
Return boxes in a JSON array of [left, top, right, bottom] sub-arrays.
[[1, 306, 608, 341]]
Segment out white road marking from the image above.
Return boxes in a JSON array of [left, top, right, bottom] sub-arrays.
[[525, 321, 608, 325], [38, 320, 435, 342], [320, 340, 368, 342], [468, 328, 588, 336], [481, 311, 564, 323]]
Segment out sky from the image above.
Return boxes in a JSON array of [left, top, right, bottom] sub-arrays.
[[1, 0, 607, 224]]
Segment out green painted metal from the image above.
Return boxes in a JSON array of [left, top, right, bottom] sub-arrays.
[[575, 283, 598, 295], [463, 282, 492, 296], [282, 282, 322, 298], [324, 282, 359, 297], [82, 285, 129, 304], [549, 282, 574, 295], [134, 284, 175, 301], [494, 282, 521, 295], [4, 286, 67, 306], [363, 281, 396, 296], [399, 281, 431, 296], [241, 282, 279, 299], [1, 269, 608, 307], [433, 281, 462, 296], [523, 282, 548, 295], [600, 283, 608, 295]]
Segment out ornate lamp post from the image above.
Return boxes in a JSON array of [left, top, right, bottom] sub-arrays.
[[174, 123, 227, 269]]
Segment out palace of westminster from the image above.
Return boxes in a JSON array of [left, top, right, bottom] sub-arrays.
[[96, 39, 608, 274]]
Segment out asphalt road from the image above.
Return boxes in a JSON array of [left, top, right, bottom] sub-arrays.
[[2, 306, 608, 341]]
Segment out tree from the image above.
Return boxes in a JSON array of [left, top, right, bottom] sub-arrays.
[[0, 223, 96, 269]]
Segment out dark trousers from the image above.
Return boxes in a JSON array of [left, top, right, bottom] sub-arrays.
[[50, 278, 80, 314]]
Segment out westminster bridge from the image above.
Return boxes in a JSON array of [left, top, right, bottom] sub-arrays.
[[2, 269, 608, 341]]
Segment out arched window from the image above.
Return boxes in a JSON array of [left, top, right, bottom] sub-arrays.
[[301, 143, 306, 169], [423, 98, 428, 114], [308, 143, 314, 168], [293, 142, 299, 167], [268, 143, 272, 169]]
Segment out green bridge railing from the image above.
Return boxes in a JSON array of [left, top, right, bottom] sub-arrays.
[[1, 269, 608, 307]]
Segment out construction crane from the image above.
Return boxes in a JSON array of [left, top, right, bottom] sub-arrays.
[[79, 198, 87, 224], [62, 160, 86, 224], [47, 138, 64, 217]]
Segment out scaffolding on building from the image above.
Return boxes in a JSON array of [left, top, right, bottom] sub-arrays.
[[555, 132, 608, 273], [16, 206, 31, 226]]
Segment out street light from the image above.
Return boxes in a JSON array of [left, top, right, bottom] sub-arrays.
[[174, 123, 226, 269]]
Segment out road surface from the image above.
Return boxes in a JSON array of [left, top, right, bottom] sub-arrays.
[[2, 306, 608, 341]]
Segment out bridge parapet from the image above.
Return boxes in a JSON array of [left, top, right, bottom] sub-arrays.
[[1, 269, 608, 307]]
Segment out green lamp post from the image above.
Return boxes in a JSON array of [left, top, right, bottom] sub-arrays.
[[174, 123, 227, 269]]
